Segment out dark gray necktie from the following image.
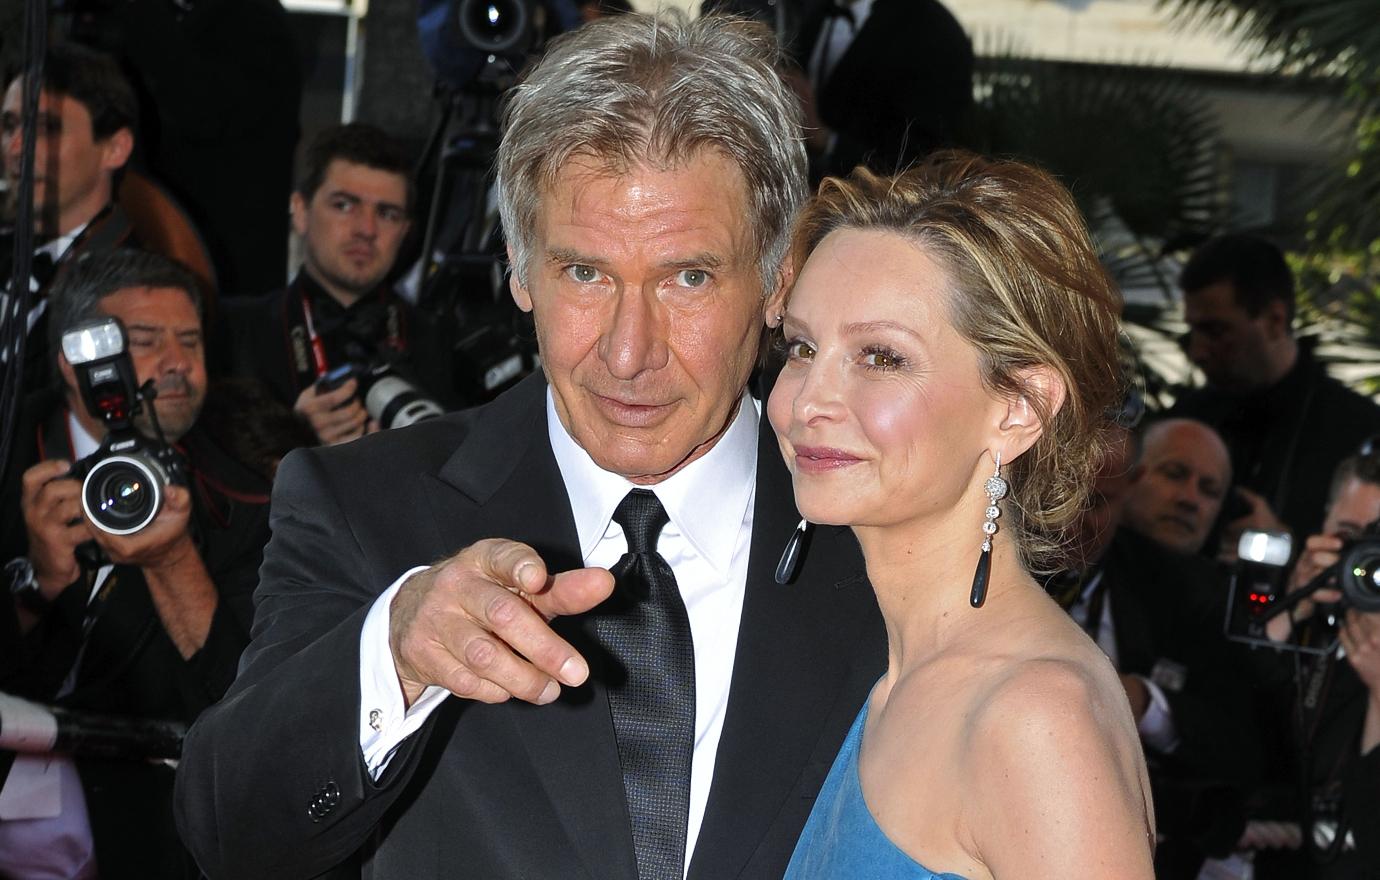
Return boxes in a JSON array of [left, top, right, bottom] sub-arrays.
[[595, 489, 695, 880]]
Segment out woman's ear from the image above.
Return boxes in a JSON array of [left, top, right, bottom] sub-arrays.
[[763, 261, 796, 327], [998, 365, 1066, 462]]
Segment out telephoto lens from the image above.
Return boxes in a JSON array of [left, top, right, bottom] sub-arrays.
[[364, 373, 446, 429]]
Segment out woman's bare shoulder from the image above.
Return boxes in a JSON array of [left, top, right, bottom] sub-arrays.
[[954, 630, 1154, 878]]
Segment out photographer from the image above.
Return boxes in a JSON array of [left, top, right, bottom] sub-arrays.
[[220, 123, 454, 447], [1252, 442, 1380, 878], [0, 250, 270, 878]]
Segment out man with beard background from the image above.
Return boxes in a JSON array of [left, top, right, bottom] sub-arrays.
[[0, 249, 271, 878]]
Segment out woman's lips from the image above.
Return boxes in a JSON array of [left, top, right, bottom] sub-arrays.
[[793, 445, 863, 473]]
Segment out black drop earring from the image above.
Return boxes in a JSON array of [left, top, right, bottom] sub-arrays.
[[775, 518, 810, 584], [970, 452, 1007, 608]]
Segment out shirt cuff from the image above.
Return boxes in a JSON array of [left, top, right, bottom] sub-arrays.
[[1136, 675, 1180, 754], [359, 565, 449, 780]]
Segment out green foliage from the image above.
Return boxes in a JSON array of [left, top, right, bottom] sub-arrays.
[[1157, 0, 1380, 97], [969, 56, 1222, 295]]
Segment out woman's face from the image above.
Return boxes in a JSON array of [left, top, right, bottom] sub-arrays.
[[768, 228, 1001, 530]]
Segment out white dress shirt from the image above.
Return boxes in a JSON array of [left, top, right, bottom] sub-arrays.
[[357, 388, 761, 874], [0, 223, 88, 364]]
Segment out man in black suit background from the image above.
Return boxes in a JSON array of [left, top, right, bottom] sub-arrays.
[[175, 13, 884, 879], [704, 0, 973, 179], [1050, 419, 1261, 877], [1, 43, 139, 397]]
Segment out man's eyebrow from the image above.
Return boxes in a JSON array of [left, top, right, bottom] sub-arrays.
[[545, 247, 602, 266], [326, 190, 362, 205], [656, 253, 726, 271], [125, 323, 163, 334]]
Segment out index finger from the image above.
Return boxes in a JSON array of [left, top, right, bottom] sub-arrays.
[[465, 540, 615, 616]]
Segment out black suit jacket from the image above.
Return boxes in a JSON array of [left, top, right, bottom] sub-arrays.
[[175, 373, 885, 879], [1101, 528, 1260, 785], [797, 0, 973, 177]]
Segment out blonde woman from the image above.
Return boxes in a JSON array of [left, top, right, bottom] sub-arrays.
[[771, 153, 1155, 879]]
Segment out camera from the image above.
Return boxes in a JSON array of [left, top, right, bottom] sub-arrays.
[[1226, 521, 1380, 652], [317, 361, 445, 430], [62, 317, 187, 536]]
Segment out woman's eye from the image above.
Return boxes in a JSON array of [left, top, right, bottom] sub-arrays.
[[786, 340, 816, 361], [564, 265, 602, 283], [861, 348, 904, 369], [674, 269, 709, 288]]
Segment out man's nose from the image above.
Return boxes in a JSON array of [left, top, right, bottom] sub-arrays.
[[2, 127, 21, 164], [1184, 331, 1212, 369], [354, 207, 379, 238], [600, 288, 668, 380]]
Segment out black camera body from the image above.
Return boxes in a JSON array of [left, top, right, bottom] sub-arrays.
[[62, 317, 187, 536], [1227, 520, 1380, 652], [317, 361, 445, 430]]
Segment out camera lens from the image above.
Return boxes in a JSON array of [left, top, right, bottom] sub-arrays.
[[456, 0, 528, 54], [81, 455, 165, 535], [1340, 541, 1380, 612]]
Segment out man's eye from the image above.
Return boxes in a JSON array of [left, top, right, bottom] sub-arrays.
[[379, 207, 404, 223], [786, 339, 816, 361], [564, 265, 602, 284], [331, 199, 353, 213], [674, 269, 709, 288]]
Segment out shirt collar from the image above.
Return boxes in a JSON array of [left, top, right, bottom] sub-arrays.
[[38, 220, 90, 262], [547, 388, 759, 576]]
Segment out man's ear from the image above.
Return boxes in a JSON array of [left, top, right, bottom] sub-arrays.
[[100, 127, 134, 173], [289, 191, 308, 238], [57, 353, 77, 393], [997, 365, 1066, 463], [507, 246, 533, 313], [1261, 298, 1291, 339]]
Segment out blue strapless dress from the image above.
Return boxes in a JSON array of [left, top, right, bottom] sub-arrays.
[[784, 702, 968, 880]]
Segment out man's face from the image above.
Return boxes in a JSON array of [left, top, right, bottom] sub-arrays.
[[511, 151, 770, 483], [291, 159, 410, 302], [1122, 421, 1231, 554], [1324, 477, 1380, 542], [1, 82, 129, 234], [63, 286, 207, 443], [1183, 281, 1283, 392]]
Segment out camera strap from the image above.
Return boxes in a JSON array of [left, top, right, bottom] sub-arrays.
[[285, 277, 407, 393]]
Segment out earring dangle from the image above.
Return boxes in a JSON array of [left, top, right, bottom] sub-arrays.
[[969, 452, 1007, 608], [775, 518, 810, 584]]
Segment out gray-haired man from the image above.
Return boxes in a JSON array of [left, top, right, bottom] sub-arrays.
[[175, 14, 884, 879]]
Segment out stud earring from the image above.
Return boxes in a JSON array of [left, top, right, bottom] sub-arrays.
[[775, 518, 810, 584], [969, 452, 1007, 608]]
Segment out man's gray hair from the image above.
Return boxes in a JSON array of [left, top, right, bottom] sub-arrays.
[[496, 12, 808, 295], [48, 249, 203, 353]]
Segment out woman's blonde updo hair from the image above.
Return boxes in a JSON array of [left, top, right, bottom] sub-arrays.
[[788, 151, 1124, 573]]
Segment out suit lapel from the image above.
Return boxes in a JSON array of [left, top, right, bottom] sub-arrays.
[[689, 409, 883, 879], [416, 374, 637, 880]]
